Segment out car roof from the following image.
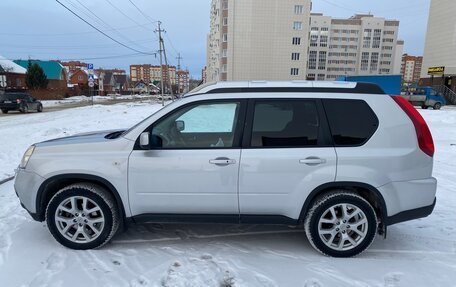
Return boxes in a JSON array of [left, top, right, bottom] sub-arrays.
[[186, 81, 385, 96]]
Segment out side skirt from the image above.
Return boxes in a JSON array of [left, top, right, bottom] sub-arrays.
[[131, 214, 300, 226]]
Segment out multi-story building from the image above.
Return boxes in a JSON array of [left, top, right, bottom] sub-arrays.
[[130, 64, 177, 86], [420, 0, 456, 92], [206, 0, 311, 82], [177, 70, 190, 94], [401, 54, 423, 84], [307, 13, 402, 81]]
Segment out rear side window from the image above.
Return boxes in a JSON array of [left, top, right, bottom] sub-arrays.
[[251, 100, 320, 147], [323, 99, 378, 146]]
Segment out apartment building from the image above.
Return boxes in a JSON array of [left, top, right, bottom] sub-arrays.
[[421, 0, 456, 92], [206, 0, 311, 82], [307, 13, 402, 81], [177, 70, 190, 94], [130, 65, 177, 85], [401, 54, 423, 83]]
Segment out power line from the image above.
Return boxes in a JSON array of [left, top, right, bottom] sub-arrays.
[[0, 52, 153, 62], [0, 23, 153, 37], [0, 38, 157, 50], [55, 0, 156, 56], [66, 0, 151, 52], [128, 0, 158, 23], [104, 0, 154, 30]]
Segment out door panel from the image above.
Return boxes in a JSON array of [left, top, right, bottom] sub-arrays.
[[128, 100, 245, 217], [239, 148, 336, 219], [239, 99, 337, 220], [129, 149, 241, 215]]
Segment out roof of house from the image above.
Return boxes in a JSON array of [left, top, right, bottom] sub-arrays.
[[0, 56, 27, 74], [102, 72, 114, 85], [14, 59, 65, 80], [113, 74, 127, 85]]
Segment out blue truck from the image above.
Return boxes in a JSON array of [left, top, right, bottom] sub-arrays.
[[338, 75, 446, 110]]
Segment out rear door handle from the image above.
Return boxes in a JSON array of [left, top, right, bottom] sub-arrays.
[[209, 157, 236, 166], [299, 157, 326, 166]]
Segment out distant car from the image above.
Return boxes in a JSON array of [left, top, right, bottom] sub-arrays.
[[401, 87, 446, 110], [0, 93, 43, 114]]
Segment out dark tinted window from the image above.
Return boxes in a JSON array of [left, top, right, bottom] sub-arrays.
[[251, 100, 320, 147], [0, 94, 25, 100], [323, 99, 378, 146]]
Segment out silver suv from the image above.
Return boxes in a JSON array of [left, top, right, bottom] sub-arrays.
[[14, 81, 437, 257]]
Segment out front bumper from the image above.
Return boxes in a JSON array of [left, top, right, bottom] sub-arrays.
[[14, 168, 46, 218]]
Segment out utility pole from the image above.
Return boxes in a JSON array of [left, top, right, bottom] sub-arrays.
[[162, 37, 175, 101], [176, 53, 183, 95], [176, 53, 183, 71], [155, 21, 165, 106]]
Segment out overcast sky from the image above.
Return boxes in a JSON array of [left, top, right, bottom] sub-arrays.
[[0, 0, 430, 78]]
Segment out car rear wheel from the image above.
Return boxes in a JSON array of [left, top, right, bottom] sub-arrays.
[[46, 183, 120, 250], [37, 104, 43, 112], [1, 109, 8, 114], [20, 105, 28, 113], [304, 191, 377, 257]]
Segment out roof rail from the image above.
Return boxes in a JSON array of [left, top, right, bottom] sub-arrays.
[[186, 81, 385, 96]]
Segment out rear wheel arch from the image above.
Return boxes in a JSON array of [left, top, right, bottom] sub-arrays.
[[299, 182, 387, 226], [36, 174, 126, 228]]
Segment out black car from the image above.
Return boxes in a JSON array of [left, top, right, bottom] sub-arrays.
[[0, 93, 43, 114]]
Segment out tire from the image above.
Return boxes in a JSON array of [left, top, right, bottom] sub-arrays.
[[1, 109, 8, 114], [421, 105, 428, 110], [433, 102, 442, 110], [304, 191, 377, 257], [45, 183, 120, 250], [37, 104, 43, 112], [20, 105, 28, 114]]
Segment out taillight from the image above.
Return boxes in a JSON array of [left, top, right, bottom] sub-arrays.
[[392, 96, 434, 157]]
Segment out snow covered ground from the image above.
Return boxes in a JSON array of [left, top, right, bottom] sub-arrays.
[[0, 103, 456, 286], [41, 95, 156, 108]]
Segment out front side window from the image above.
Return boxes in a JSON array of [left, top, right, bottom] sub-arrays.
[[151, 102, 240, 149], [250, 100, 320, 148]]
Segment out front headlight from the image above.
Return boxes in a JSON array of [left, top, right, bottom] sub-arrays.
[[20, 145, 35, 169]]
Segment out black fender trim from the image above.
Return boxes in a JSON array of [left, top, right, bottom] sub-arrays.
[[385, 198, 436, 226], [36, 174, 126, 224], [298, 182, 388, 224]]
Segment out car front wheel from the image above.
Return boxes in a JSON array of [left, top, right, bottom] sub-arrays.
[[37, 104, 43, 112], [1, 109, 8, 114], [304, 191, 377, 257], [46, 183, 120, 250], [20, 105, 28, 113]]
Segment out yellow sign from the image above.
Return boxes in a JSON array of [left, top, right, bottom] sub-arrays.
[[428, 66, 445, 75]]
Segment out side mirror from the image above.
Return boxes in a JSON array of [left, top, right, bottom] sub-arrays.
[[175, 120, 185, 132], [139, 132, 150, 149]]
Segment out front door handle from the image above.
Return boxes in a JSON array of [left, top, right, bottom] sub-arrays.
[[209, 157, 236, 166], [299, 157, 326, 166]]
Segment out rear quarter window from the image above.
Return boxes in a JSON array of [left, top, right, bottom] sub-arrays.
[[322, 99, 379, 146]]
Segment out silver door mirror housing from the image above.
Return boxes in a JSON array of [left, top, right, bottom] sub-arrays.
[[139, 132, 150, 148]]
